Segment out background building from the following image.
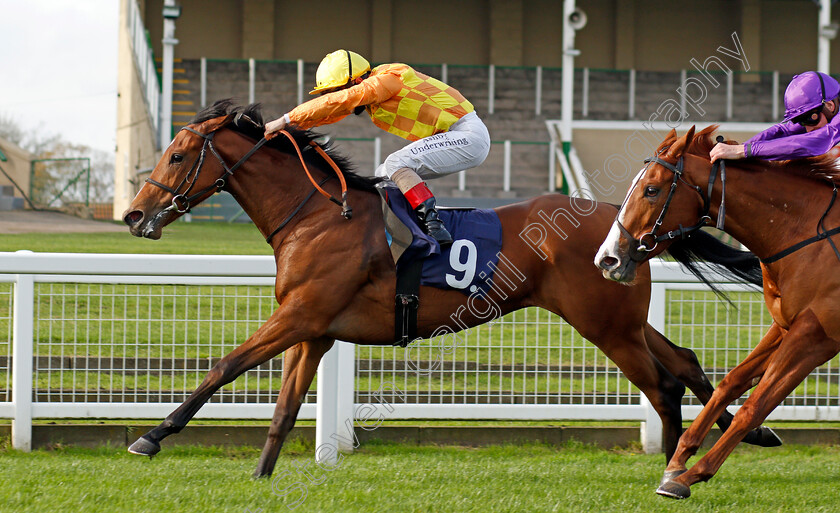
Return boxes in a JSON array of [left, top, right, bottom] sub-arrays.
[[115, 0, 839, 217]]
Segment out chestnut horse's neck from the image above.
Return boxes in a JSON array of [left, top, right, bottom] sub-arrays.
[[212, 129, 380, 250], [686, 154, 838, 261]]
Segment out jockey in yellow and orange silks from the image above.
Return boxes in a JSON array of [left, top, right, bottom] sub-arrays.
[[265, 50, 491, 247]]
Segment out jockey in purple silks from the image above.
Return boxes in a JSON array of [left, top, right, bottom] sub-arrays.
[[711, 71, 840, 162]]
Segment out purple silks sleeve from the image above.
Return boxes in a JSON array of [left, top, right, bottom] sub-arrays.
[[746, 117, 840, 160]]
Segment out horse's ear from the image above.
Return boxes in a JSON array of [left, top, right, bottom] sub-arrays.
[[195, 113, 237, 134], [656, 128, 679, 153], [667, 126, 696, 158]]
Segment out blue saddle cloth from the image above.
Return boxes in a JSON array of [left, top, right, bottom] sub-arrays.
[[381, 186, 503, 296]]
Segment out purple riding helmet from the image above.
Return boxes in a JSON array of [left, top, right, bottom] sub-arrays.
[[783, 71, 840, 121]]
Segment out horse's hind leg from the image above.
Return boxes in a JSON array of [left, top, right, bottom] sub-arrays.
[[644, 324, 782, 448], [254, 338, 334, 478], [128, 306, 310, 457], [591, 329, 686, 461]]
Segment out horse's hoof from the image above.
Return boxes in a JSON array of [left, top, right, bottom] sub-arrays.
[[742, 425, 783, 447], [128, 436, 161, 458], [656, 478, 691, 499], [659, 469, 686, 487]]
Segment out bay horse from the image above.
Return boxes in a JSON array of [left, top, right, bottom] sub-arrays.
[[596, 124, 840, 499], [123, 101, 779, 478]]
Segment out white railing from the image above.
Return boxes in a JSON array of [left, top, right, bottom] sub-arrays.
[[2, 252, 839, 455], [127, 0, 161, 142]]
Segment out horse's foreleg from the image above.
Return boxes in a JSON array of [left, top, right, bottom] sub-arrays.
[[643, 324, 782, 448], [128, 306, 310, 457], [659, 313, 839, 499], [253, 337, 334, 478], [656, 322, 784, 492]]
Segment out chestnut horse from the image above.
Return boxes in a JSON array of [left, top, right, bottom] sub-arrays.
[[123, 101, 778, 477], [596, 124, 840, 499]]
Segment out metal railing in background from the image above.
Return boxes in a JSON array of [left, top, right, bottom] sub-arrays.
[[127, 0, 161, 142], [3, 254, 839, 457]]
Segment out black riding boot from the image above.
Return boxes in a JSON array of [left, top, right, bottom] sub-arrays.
[[415, 198, 453, 247]]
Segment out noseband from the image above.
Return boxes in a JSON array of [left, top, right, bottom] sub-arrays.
[[617, 138, 727, 262]]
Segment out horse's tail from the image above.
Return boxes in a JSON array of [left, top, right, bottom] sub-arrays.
[[665, 230, 762, 303]]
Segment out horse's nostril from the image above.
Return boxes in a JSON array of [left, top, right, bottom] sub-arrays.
[[124, 210, 143, 226], [599, 256, 619, 270]]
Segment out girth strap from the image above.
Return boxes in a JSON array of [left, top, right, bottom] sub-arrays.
[[394, 259, 424, 347]]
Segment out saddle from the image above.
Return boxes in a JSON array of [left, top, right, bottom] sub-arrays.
[[378, 185, 503, 347]]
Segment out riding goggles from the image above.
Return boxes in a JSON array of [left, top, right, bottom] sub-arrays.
[[791, 105, 824, 127]]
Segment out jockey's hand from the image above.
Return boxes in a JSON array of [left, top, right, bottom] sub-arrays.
[[710, 142, 746, 162], [264, 114, 289, 139]]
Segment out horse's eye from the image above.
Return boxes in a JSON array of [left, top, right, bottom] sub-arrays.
[[170, 153, 184, 164], [644, 186, 659, 197]]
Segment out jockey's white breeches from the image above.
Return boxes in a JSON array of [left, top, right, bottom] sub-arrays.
[[375, 112, 491, 180]]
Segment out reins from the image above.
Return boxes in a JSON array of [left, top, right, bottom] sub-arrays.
[[145, 124, 353, 244], [271, 129, 353, 220]]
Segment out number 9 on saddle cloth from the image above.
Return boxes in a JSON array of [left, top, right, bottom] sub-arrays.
[[379, 186, 503, 346]]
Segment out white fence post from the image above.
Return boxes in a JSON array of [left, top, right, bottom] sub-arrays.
[[548, 141, 557, 192], [772, 70, 780, 121], [334, 342, 356, 451], [628, 69, 636, 119], [315, 343, 340, 463], [488, 64, 495, 115], [248, 58, 256, 104], [503, 140, 512, 192], [641, 282, 667, 453], [582, 67, 589, 118], [297, 59, 304, 106], [726, 71, 734, 120], [200, 57, 207, 108], [680, 69, 688, 119], [535, 65, 543, 116], [12, 273, 34, 451], [373, 137, 382, 174], [315, 340, 356, 461]]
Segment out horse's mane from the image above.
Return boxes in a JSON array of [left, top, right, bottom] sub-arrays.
[[686, 124, 840, 183], [190, 99, 384, 192]]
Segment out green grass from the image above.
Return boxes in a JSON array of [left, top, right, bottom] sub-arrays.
[[0, 220, 271, 254], [1, 442, 840, 512]]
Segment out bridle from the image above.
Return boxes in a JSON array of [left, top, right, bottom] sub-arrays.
[[617, 137, 727, 262], [145, 124, 353, 243], [146, 126, 269, 215]]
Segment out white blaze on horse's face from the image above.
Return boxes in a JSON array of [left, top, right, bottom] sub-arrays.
[[594, 166, 648, 282]]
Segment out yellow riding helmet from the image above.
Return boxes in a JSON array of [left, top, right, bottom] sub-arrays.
[[310, 50, 371, 95]]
